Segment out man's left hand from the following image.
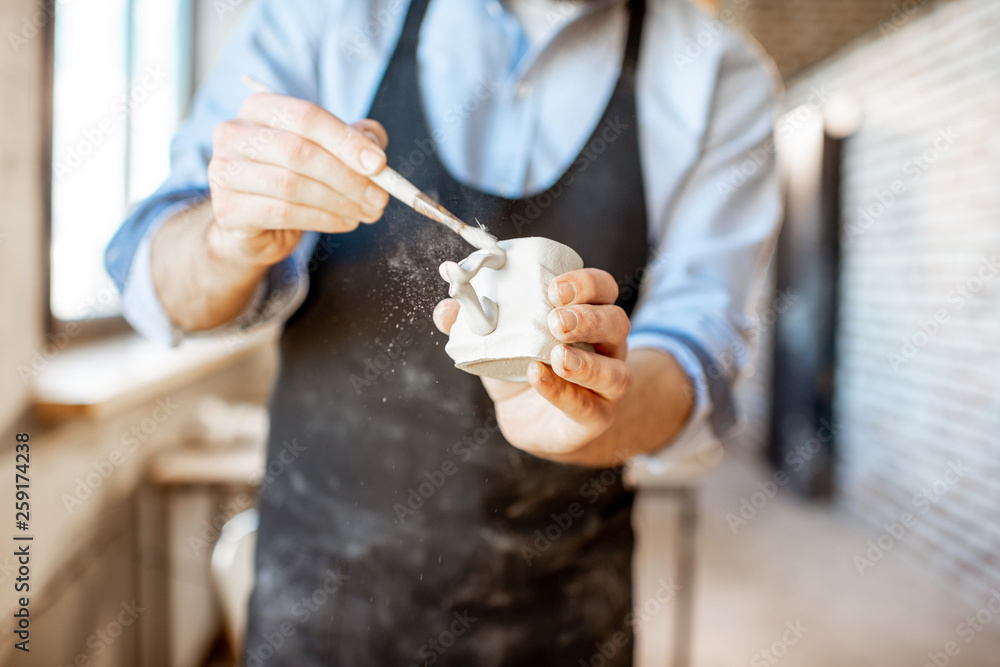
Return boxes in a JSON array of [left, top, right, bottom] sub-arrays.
[[433, 268, 631, 460]]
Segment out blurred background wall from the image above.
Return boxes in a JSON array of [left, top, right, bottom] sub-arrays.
[[713, 0, 1000, 607], [0, 0, 46, 437], [786, 0, 1000, 603], [721, 0, 918, 78]]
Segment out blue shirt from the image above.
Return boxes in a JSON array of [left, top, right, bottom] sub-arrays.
[[105, 0, 782, 455]]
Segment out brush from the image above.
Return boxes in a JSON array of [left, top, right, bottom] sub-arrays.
[[241, 75, 501, 253]]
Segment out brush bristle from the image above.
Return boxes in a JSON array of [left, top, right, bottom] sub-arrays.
[[460, 225, 499, 251]]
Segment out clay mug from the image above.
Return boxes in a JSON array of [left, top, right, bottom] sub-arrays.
[[440, 237, 591, 382]]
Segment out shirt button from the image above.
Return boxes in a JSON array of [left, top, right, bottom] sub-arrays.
[[516, 81, 533, 99]]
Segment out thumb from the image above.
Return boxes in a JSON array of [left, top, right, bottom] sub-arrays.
[[433, 298, 460, 335]]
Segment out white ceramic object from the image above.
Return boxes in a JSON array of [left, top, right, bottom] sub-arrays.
[[440, 237, 586, 382]]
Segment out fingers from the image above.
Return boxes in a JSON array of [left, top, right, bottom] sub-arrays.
[[547, 268, 620, 307], [547, 304, 630, 360], [549, 345, 632, 400], [527, 361, 617, 428], [206, 97, 391, 266], [212, 158, 383, 224], [214, 121, 389, 214], [541, 268, 633, 405], [239, 94, 387, 177], [213, 191, 362, 234], [433, 299, 459, 334]]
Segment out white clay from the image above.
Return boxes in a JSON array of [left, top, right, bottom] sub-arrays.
[[441, 237, 587, 382]]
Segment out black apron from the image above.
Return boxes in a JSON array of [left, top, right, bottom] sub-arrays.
[[246, 1, 649, 664]]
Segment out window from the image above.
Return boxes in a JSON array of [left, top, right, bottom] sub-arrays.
[[50, 0, 192, 323]]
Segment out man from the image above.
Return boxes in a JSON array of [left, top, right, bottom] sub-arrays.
[[106, 0, 781, 663]]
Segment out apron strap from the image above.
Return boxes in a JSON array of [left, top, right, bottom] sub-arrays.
[[396, 0, 433, 52], [623, 0, 646, 79]]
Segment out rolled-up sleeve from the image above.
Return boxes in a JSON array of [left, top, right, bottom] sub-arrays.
[[628, 35, 783, 445], [104, 0, 332, 344]]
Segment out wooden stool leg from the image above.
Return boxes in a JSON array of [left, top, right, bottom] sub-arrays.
[[673, 487, 697, 667], [135, 484, 171, 667]]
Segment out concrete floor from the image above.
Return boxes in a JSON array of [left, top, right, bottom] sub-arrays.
[[634, 452, 1000, 667]]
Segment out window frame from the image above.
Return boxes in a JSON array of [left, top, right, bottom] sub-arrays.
[[46, 0, 196, 343]]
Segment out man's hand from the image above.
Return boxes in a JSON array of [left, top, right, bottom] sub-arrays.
[[205, 93, 391, 267], [433, 268, 632, 460], [152, 93, 393, 332]]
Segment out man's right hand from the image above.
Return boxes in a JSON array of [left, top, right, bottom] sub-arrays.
[[206, 93, 391, 267], [150, 94, 392, 332]]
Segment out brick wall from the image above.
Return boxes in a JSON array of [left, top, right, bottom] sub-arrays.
[[785, 0, 1000, 603], [721, 0, 929, 78], [712, 1, 937, 461]]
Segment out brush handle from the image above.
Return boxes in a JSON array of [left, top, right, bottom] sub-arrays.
[[368, 167, 424, 214], [241, 75, 273, 95]]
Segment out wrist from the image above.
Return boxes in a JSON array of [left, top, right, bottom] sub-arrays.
[[548, 425, 627, 468], [205, 218, 272, 275]]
